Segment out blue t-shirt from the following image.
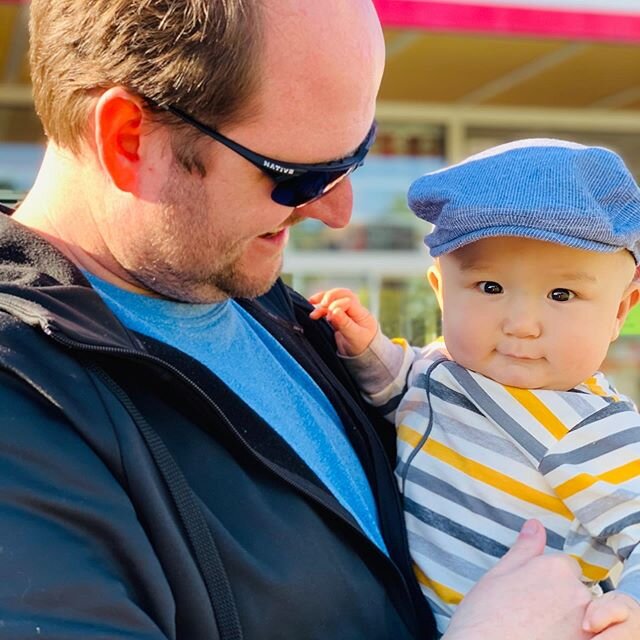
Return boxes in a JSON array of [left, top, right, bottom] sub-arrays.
[[86, 274, 387, 554]]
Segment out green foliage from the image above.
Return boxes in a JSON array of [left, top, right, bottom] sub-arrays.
[[379, 276, 440, 345]]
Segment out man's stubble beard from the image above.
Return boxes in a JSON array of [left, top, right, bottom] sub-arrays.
[[124, 171, 288, 303]]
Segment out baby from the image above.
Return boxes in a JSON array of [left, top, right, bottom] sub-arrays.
[[310, 139, 640, 637]]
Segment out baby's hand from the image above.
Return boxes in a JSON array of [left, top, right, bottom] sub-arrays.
[[583, 590, 640, 639], [308, 288, 378, 357]]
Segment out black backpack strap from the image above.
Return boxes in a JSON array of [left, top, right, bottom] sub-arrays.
[[89, 364, 243, 640]]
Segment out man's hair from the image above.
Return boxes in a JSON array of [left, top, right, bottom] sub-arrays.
[[29, 0, 263, 173]]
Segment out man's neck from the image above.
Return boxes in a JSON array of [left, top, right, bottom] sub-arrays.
[[14, 145, 154, 297]]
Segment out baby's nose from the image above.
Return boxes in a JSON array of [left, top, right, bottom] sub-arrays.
[[502, 306, 542, 339]]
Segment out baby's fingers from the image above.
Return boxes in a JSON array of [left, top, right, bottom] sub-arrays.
[[324, 299, 356, 329], [309, 288, 358, 307], [309, 305, 328, 320]]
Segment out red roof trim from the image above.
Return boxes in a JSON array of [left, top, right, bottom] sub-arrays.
[[3, 0, 639, 43], [374, 1, 640, 43]]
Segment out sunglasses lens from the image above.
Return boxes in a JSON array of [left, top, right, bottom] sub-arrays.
[[271, 167, 355, 207]]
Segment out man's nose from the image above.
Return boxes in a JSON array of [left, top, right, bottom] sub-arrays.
[[502, 303, 542, 338], [295, 177, 354, 229]]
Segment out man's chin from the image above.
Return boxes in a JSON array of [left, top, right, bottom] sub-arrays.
[[215, 262, 284, 301]]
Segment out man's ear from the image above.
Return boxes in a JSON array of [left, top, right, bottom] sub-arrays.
[[611, 281, 640, 342], [427, 262, 444, 311], [94, 88, 144, 194]]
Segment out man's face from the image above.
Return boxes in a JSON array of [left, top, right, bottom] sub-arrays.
[[110, 0, 385, 303], [431, 237, 638, 390]]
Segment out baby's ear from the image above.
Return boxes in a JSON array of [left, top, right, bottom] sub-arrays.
[[611, 281, 640, 341], [427, 263, 444, 311]]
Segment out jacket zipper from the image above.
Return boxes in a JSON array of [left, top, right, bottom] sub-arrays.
[[1, 293, 423, 633], [45, 326, 392, 556], [249, 301, 423, 629], [288, 322, 423, 616]]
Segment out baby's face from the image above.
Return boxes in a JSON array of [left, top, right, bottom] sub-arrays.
[[431, 237, 638, 390]]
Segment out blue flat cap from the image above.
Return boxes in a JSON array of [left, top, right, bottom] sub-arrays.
[[408, 139, 640, 262]]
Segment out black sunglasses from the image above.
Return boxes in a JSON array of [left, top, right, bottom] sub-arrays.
[[155, 102, 376, 207]]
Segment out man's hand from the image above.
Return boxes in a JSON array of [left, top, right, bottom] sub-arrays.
[[443, 519, 594, 640], [583, 591, 640, 640], [308, 288, 379, 357]]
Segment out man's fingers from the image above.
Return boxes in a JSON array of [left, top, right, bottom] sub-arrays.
[[489, 520, 546, 577], [584, 601, 629, 634], [585, 593, 637, 635], [592, 624, 637, 640]]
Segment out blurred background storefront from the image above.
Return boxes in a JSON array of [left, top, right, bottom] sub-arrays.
[[2, 0, 640, 398]]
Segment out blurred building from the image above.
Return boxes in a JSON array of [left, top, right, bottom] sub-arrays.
[[1, 0, 640, 395]]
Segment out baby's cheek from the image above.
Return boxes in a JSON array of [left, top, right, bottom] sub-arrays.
[[444, 327, 487, 370], [548, 338, 606, 387]]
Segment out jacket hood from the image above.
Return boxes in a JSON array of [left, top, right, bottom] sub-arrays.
[[0, 211, 142, 351]]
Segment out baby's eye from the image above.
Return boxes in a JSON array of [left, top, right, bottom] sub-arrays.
[[548, 288, 575, 302], [478, 281, 503, 295]]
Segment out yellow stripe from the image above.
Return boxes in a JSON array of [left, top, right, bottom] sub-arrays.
[[584, 376, 607, 396], [584, 376, 619, 402], [398, 424, 425, 448], [555, 460, 640, 499], [503, 386, 568, 440], [391, 336, 446, 350], [391, 337, 409, 351], [573, 556, 609, 582], [555, 474, 597, 500], [398, 425, 573, 518], [413, 563, 464, 605], [602, 460, 640, 484]]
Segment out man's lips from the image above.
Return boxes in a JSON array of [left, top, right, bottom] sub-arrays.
[[258, 228, 289, 244]]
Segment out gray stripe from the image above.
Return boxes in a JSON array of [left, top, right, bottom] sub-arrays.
[[432, 412, 533, 466], [419, 376, 483, 416], [560, 391, 606, 419], [445, 363, 547, 461], [378, 385, 406, 416], [540, 427, 640, 474], [407, 529, 486, 582], [620, 544, 639, 562], [398, 398, 431, 417], [571, 402, 636, 432], [565, 527, 613, 556], [427, 598, 451, 622], [399, 462, 565, 550], [600, 512, 640, 538], [404, 496, 510, 558], [397, 401, 532, 466], [574, 488, 638, 524]]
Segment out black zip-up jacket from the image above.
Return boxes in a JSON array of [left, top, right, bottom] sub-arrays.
[[0, 212, 437, 639]]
